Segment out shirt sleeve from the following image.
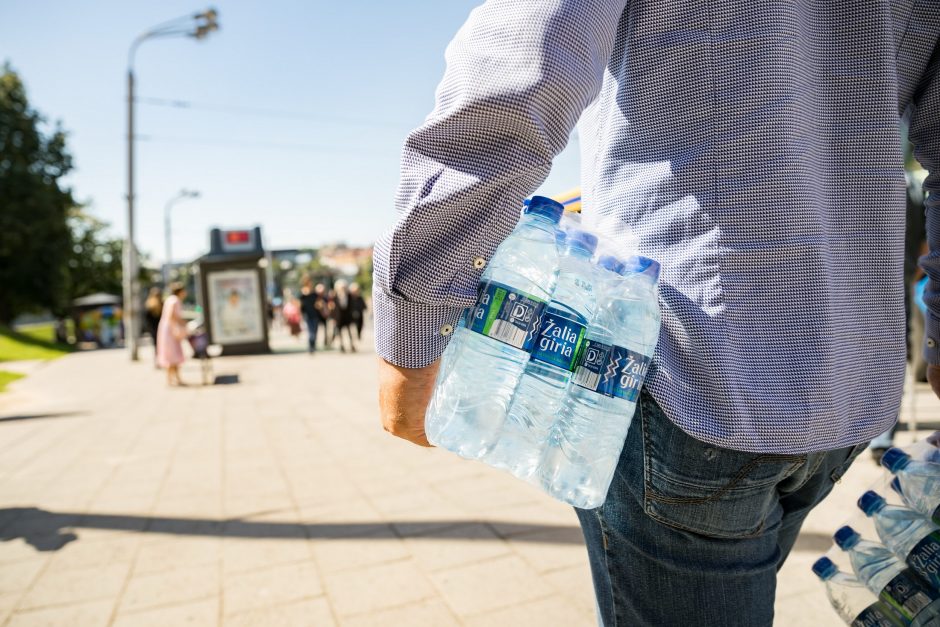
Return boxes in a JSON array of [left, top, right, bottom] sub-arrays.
[[913, 42, 940, 365], [372, 0, 627, 368]]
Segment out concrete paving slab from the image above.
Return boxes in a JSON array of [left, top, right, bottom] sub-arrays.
[[0, 327, 936, 626]]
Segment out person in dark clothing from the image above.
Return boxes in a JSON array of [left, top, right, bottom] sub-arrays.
[[348, 282, 367, 340], [299, 275, 319, 354], [313, 283, 331, 349], [331, 279, 356, 352], [144, 287, 163, 365]]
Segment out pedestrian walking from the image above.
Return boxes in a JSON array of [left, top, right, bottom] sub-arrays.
[[331, 279, 356, 352], [156, 282, 188, 386], [348, 282, 367, 341], [299, 275, 320, 354], [313, 283, 332, 349], [373, 3, 940, 625], [144, 287, 162, 349], [282, 292, 302, 339]]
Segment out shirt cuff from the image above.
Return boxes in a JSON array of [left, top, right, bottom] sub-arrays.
[[372, 288, 465, 368], [926, 313, 940, 366]]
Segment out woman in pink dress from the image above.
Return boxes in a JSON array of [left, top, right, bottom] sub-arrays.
[[156, 282, 187, 386]]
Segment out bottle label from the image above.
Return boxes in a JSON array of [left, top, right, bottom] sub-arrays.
[[572, 340, 652, 401], [467, 281, 546, 351], [571, 340, 613, 393], [907, 532, 940, 589], [607, 345, 653, 401], [879, 568, 939, 621], [530, 307, 587, 370], [852, 603, 908, 627]]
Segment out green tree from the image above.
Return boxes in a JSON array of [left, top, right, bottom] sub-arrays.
[[66, 208, 123, 302], [0, 63, 74, 324], [354, 256, 373, 293]]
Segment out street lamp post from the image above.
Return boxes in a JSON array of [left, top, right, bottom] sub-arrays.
[[163, 190, 200, 286], [125, 8, 219, 361]]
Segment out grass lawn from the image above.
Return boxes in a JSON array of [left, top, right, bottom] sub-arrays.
[[0, 370, 25, 392], [0, 324, 74, 363]]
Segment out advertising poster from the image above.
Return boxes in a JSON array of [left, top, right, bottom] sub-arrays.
[[207, 269, 264, 344]]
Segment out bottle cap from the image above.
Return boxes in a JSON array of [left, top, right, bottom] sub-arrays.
[[597, 255, 624, 274], [811, 557, 838, 580], [890, 477, 903, 496], [524, 196, 564, 223], [624, 255, 661, 282], [565, 229, 599, 255], [858, 491, 886, 516], [881, 448, 912, 473], [833, 526, 861, 550], [555, 230, 567, 246]]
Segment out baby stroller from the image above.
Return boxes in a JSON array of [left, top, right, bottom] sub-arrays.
[[186, 319, 217, 385]]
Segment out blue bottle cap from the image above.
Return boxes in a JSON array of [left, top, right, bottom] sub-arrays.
[[858, 491, 886, 516], [890, 477, 903, 496], [597, 255, 624, 274], [624, 255, 661, 282], [811, 557, 838, 580], [833, 526, 861, 550], [881, 448, 912, 474], [524, 196, 565, 223], [565, 229, 599, 255]]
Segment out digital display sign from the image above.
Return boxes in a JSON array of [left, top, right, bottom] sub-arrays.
[[219, 228, 257, 253]]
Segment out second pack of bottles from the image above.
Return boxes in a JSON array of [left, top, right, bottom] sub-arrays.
[[425, 196, 662, 509]]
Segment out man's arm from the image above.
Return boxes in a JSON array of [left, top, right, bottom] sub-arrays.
[[374, 0, 626, 445], [911, 42, 940, 410]]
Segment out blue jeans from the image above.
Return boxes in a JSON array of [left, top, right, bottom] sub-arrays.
[[304, 314, 319, 352], [577, 389, 868, 626]]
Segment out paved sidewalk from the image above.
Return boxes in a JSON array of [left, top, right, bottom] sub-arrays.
[[0, 331, 936, 626]]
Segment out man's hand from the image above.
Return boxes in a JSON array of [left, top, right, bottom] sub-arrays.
[[377, 357, 440, 447]]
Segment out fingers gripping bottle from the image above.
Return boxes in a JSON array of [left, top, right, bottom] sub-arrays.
[[812, 557, 909, 626], [834, 526, 940, 627], [882, 449, 940, 526], [859, 491, 940, 590], [485, 229, 599, 479], [425, 196, 565, 460], [539, 255, 662, 509]]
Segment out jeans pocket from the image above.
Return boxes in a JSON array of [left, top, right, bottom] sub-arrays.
[[828, 441, 870, 483], [640, 392, 806, 538]]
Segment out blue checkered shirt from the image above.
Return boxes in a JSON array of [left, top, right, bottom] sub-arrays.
[[373, 0, 940, 453]]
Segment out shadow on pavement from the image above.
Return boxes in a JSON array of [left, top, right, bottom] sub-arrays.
[[213, 374, 240, 385], [0, 507, 583, 552], [0, 411, 87, 424]]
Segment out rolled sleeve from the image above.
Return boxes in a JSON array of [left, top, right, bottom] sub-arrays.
[[372, 289, 464, 368], [372, 0, 626, 367]]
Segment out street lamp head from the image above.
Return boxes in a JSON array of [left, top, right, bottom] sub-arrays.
[[192, 8, 220, 39], [182, 189, 201, 199]]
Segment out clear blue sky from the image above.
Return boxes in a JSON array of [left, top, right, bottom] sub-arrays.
[[0, 0, 581, 264]]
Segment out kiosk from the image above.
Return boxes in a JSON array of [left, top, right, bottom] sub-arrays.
[[196, 227, 270, 355]]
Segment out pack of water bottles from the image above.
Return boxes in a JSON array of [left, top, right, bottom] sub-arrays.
[[813, 443, 940, 626], [424, 196, 661, 509]]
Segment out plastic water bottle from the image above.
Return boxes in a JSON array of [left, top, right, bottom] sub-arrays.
[[834, 526, 940, 626], [859, 491, 940, 590], [485, 229, 599, 479], [539, 255, 662, 509], [425, 196, 565, 460], [812, 557, 909, 626], [882, 448, 940, 526]]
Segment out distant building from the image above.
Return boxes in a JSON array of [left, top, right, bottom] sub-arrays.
[[318, 244, 373, 279]]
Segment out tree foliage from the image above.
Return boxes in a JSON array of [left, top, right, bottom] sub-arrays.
[[0, 63, 74, 323], [66, 208, 123, 303]]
